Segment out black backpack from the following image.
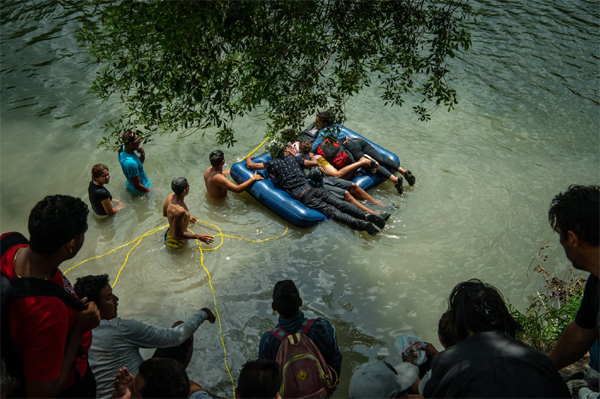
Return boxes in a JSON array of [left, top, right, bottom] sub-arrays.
[[1, 232, 85, 389]]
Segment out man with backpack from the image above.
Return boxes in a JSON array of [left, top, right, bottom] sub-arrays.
[[0, 195, 101, 398], [258, 280, 342, 397]]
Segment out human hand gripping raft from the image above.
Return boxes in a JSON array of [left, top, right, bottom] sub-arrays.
[[162, 177, 214, 249]]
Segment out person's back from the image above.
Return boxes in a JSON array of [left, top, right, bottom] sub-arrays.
[[258, 280, 341, 396], [423, 279, 569, 398]]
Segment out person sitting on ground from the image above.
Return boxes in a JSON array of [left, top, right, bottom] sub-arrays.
[[0, 195, 100, 398], [236, 360, 282, 399], [258, 280, 342, 396], [349, 361, 420, 399], [423, 279, 570, 398], [73, 274, 216, 399], [291, 141, 388, 217], [112, 358, 211, 399], [204, 150, 264, 199], [88, 163, 125, 216], [118, 130, 152, 194], [547, 186, 599, 374], [163, 177, 214, 249], [309, 110, 416, 194], [246, 140, 387, 235]]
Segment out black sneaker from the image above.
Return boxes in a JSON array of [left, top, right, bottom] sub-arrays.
[[379, 211, 391, 222], [395, 176, 404, 195], [366, 213, 386, 229], [365, 222, 379, 236], [405, 170, 416, 186]]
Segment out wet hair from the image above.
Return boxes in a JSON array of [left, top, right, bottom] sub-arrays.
[[171, 177, 188, 195], [437, 311, 457, 348], [317, 110, 335, 126], [548, 185, 600, 246], [210, 150, 224, 167], [237, 360, 281, 398], [280, 128, 297, 143], [137, 358, 189, 398], [91, 164, 108, 180], [272, 280, 301, 319], [28, 195, 88, 255], [267, 140, 286, 158], [299, 141, 312, 154], [447, 279, 520, 343], [74, 274, 109, 304]]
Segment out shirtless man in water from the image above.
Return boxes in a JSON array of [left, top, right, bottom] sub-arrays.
[[163, 177, 214, 249], [203, 150, 263, 199]]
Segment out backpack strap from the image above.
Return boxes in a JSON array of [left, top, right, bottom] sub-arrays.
[[8, 278, 85, 311], [269, 327, 291, 342], [296, 318, 316, 334], [1, 232, 28, 258]]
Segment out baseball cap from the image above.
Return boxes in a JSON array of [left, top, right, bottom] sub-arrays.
[[121, 130, 143, 144], [395, 334, 427, 366], [349, 361, 419, 399]]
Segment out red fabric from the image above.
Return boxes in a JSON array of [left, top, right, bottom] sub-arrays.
[[0, 242, 91, 390]]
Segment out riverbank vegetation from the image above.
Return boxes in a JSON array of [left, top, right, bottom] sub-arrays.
[[510, 243, 586, 352], [76, 0, 474, 148]]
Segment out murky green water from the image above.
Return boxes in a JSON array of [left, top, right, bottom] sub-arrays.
[[1, 0, 598, 396]]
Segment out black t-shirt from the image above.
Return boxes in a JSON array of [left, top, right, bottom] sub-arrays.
[[88, 181, 112, 216], [423, 330, 570, 398], [263, 156, 309, 199], [576, 274, 599, 330]]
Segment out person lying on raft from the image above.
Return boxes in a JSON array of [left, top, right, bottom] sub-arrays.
[[246, 139, 388, 236], [204, 150, 264, 199], [163, 177, 214, 249], [290, 141, 387, 217], [311, 110, 416, 195]]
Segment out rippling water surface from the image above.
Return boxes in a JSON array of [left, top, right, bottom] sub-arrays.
[[1, 1, 598, 396]]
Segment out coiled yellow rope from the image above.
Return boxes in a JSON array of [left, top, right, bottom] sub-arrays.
[[64, 222, 288, 397]]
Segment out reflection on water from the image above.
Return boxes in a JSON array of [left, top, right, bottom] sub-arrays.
[[1, 0, 598, 396]]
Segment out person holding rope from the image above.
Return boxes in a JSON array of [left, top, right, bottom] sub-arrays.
[[163, 177, 214, 249]]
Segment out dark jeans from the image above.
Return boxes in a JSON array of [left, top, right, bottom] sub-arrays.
[[300, 186, 371, 231], [344, 138, 400, 179]]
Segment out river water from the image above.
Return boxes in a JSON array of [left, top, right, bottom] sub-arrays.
[[1, 0, 598, 396]]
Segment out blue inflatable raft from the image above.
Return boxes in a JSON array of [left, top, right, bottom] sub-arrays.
[[230, 125, 400, 228]]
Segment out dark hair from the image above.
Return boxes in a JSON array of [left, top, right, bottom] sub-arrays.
[[171, 177, 188, 195], [548, 185, 599, 246], [137, 358, 189, 398], [28, 195, 88, 255], [280, 128, 297, 143], [210, 150, 224, 167], [273, 280, 301, 319], [74, 274, 109, 304], [91, 164, 108, 180], [317, 110, 335, 126], [437, 311, 457, 348], [237, 360, 281, 398], [447, 279, 520, 343]]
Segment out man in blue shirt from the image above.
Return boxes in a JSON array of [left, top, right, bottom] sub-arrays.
[[118, 130, 152, 193], [258, 280, 343, 381]]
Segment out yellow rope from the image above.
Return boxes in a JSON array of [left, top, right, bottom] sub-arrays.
[[63, 222, 287, 397]]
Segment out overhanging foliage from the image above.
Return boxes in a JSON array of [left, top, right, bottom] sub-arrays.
[[79, 0, 474, 149]]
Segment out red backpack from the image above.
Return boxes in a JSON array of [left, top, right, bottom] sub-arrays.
[[316, 139, 354, 169], [270, 319, 337, 398]]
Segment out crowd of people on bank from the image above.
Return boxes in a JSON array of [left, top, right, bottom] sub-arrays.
[[1, 109, 598, 399]]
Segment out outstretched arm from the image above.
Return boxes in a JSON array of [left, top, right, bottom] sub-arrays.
[[214, 173, 263, 193], [246, 156, 265, 170]]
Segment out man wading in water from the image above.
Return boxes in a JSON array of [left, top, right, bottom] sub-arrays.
[[162, 177, 214, 249], [204, 150, 263, 199]]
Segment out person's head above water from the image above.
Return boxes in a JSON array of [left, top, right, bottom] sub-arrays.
[[271, 280, 302, 319], [28, 195, 88, 257], [121, 129, 143, 149], [446, 279, 520, 344], [171, 177, 189, 196], [210, 150, 225, 167], [92, 163, 109, 180], [316, 109, 335, 129]]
